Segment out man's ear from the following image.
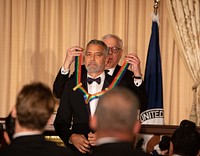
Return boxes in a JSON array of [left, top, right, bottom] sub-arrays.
[[11, 106, 17, 118], [90, 115, 97, 131], [132, 120, 141, 135]]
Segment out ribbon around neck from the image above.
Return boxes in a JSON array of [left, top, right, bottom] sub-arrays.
[[73, 56, 129, 104]]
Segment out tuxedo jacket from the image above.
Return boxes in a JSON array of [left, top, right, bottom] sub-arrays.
[[90, 142, 151, 156], [113, 65, 147, 111], [0, 135, 73, 156], [54, 70, 113, 151], [53, 66, 87, 99], [53, 65, 147, 111]]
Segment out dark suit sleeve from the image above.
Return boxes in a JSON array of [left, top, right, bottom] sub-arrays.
[[53, 69, 70, 98], [53, 66, 86, 99], [120, 70, 147, 112], [54, 76, 91, 149], [53, 81, 73, 147], [133, 80, 147, 112]]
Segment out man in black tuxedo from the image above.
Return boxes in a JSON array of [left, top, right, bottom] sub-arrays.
[[102, 34, 146, 111], [89, 87, 151, 156], [54, 39, 112, 155], [53, 34, 146, 111], [0, 82, 73, 156]]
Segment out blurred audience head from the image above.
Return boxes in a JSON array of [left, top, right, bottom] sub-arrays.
[[13, 82, 55, 131], [90, 87, 140, 141], [171, 120, 200, 156], [180, 119, 196, 129]]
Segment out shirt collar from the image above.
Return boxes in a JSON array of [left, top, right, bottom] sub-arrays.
[[13, 131, 42, 139], [87, 72, 105, 84], [95, 137, 121, 146], [107, 67, 115, 76]]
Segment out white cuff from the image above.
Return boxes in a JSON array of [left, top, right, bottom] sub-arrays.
[[61, 67, 69, 75], [134, 79, 142, 87]]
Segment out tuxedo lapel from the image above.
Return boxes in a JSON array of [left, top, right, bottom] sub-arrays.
[[81, 71, 88, 91], [80, 70, 90, 114], [112, 64, 121, 77], [102, 72, 113, 90]]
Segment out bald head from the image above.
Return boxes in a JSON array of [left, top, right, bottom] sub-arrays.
[[94, 87, 139, 133]]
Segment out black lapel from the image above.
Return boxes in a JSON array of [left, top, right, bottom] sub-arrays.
[[80, 69, 90, 114], [102, 72, 113, 89], [112, 64, 121, 77], [81, 70, 88, 91]]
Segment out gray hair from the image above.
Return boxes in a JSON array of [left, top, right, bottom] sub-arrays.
[[101, 34, 123, 48], [95, 87, 139, 132], [86, 39, 108, 56]]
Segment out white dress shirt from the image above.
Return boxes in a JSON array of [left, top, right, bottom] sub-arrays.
[[61, 67, 69, 75], [13, 131, 42, 139], [87, 72, 105, 117]]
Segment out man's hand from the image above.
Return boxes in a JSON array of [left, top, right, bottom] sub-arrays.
[[63, 46, 84, 70], [70, 134, 90, 154], [88, 132, 97, 146], [125, 53, 142, 77]]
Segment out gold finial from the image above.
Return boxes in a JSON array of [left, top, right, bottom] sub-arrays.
[[154, 0, 160, 15]]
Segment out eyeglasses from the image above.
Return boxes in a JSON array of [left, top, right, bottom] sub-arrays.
[[108, 46, 121, 53]]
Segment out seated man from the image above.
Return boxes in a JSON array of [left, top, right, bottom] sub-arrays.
[[0, 82, 73, 156], [90, 87, 151, 156]]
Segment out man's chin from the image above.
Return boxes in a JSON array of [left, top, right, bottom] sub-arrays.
[[87, 68, 98, 73], [105, 62, 113, 69], [105, 64, 113, 69]]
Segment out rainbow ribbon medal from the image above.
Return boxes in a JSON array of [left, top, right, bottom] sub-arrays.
[[108, 61, 129, 89], [73, 56, 129, 104]]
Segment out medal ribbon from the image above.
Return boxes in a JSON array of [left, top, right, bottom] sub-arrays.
[[73, 56, 129, 104], [108, 61, 129, 89]]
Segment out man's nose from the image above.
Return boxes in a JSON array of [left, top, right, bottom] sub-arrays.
[[91, 54, 95, 60], [108, 49, 113, 55]]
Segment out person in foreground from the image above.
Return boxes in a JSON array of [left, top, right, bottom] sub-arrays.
[[89, 87, 151, 156], [0, 82, 73, 156]]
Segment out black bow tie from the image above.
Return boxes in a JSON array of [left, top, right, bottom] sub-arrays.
[[87, 77, 101, 84]]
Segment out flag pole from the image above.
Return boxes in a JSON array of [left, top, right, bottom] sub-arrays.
[[154, 0, 160, 15], [137, 2, 164, 153]]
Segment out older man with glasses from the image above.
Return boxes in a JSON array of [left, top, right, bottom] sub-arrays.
[[101, 34, 146, 111]]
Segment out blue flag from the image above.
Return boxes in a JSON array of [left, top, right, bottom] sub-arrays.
[[140, 15, 164, 125]]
